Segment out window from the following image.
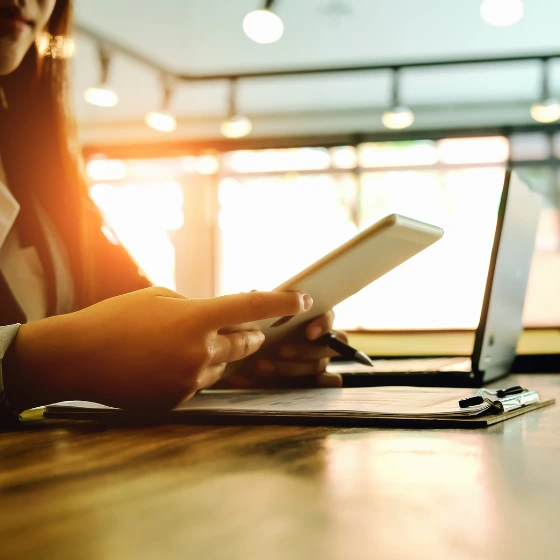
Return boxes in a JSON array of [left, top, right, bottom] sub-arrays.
[[85, 136, 560, 330], [218, 148, 507, 329], [217, 173, 358, 295], [86, 155, 218, 291]]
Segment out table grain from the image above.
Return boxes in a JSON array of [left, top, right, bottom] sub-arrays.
[[2, 374, 560, 560]]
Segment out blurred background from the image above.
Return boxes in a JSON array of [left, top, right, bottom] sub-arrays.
[[67, 0, 560, 332]]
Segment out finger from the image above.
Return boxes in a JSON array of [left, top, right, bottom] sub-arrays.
[[276, 342, 339, 361], [306, 310, 335, 341], [196, 363, 227, 390], [198, 291, 313, 329], [333, 329, 349, 343], [315, 328, 349, 344], [213, 330, 266, 364], [255, 357, 330, 377], [316, 372, 343, 388]]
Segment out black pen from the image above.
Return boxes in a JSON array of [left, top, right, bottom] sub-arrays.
[[313, 332, 375, 367]]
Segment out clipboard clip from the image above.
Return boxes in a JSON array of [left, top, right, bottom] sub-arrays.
[[478, 386, 527, 398], [458, 396, 504, 413], [459, 386, 540, 413]]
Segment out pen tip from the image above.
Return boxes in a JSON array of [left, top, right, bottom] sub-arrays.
[[355, 351, 375, 368]]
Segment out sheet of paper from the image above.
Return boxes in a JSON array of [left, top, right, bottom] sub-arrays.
[[52, 387, 488, 417], [173, 387, 490, 417]]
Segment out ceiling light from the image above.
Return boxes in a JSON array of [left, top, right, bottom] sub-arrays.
[[145, 75, 177, 132], [382, 106, 415, 130], [530, 58, 560, 124], [145, 110, 177, 132], [530, 99, 560, 124], [84, 46, 118, 107], [243, 0, 284, 44], [84, 86, 118, 108], [221, 79, 252, 138], [382, 68, 414, 130], [480, 0, 524, 27], [221, 115, 253, 139]]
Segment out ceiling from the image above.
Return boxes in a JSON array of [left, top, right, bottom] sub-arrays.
[[71, 0, 560, 145]]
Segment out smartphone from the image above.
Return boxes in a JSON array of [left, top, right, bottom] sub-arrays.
[[223, 213, 444, 375]]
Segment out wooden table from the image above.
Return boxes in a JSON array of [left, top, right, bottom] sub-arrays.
[[2, 374, 560, 560]]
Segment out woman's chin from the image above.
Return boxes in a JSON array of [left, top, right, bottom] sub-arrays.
[[0, 45, 28, 76]]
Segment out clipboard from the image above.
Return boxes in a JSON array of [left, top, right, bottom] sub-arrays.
[[44, 385, 555, 429]]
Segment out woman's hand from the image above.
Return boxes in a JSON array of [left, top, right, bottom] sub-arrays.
[[4, 287, 313, 411], [224, 310, 346, 389]]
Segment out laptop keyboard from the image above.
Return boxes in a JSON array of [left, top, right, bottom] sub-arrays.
[[327, 356, 473, 375]]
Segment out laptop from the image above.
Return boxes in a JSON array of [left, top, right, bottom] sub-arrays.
[[328, 170, 543, 388]]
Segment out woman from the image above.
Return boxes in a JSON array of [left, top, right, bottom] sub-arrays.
[[0, 0, 342, 426]]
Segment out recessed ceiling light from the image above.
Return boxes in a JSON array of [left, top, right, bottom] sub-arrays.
[[480, 0, 524, 27]]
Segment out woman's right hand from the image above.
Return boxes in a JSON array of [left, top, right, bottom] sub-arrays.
[[4, 287, 313, 411]]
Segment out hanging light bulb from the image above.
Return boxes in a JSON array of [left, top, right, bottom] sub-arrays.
[[382, 106, 415, 130], [84, 46, 118, 107], [221, 79, 252, 138], [85, 86, 118, 108], [145, 75, 177, 132], [382, 68, 414, 130], [531, 99, 560, 123], [145, 110, 177, 132], [530, 58, 560, 124], [243, 0, 284, 44], [480, 0, 524, 27], [221, 115, 253, 138]]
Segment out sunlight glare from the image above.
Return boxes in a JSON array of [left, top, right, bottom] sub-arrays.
[[86, 159, 128, 182], [89, 181, 184, 289]]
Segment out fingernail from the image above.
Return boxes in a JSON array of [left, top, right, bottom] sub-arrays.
[[279, 345, 297, 359], [308, 325, 323, 340], [256, 360, 275, 375], [303, 294, 313, 312], [253, 331, 265, 343]]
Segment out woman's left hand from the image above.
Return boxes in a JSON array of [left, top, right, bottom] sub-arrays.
[[225, 310, 345, 389]]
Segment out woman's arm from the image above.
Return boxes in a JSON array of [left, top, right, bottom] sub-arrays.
[[79, 217, 342, 392], [1, 288, 313, 418]]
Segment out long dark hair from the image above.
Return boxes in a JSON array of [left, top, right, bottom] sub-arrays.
[[0, 0, 102, 311]]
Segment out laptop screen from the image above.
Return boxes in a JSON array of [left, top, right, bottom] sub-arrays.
[[472, 171, 542, 381]]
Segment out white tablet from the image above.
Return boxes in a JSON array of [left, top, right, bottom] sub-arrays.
[[224, 213, 443, 374]]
